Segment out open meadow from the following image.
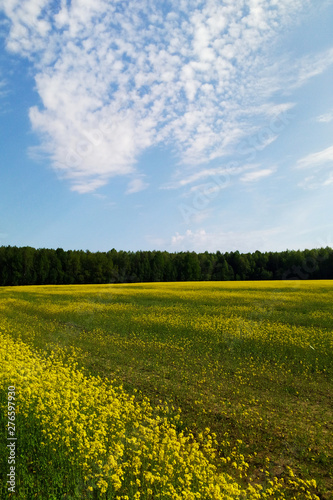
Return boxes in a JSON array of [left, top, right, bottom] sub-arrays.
[[1, 281, 332, 499]]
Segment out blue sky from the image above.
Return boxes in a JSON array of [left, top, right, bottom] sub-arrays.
[[0, 0, 333, 254]]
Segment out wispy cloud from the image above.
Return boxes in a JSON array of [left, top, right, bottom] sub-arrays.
[[170, 227, 283, 253], [163, 164, 259, 190], [0, 75, 8, 108], [1, 0, 331, 193], [240, 167, 276, 183], [289, 47, 333, 89], [297, 145, 333, 190], [126, 178, 149, 194], [298, 173, 333, 190], [297, 145, 333, 168], [316, 111, 333, 123]]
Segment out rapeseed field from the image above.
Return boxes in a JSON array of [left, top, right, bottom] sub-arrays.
[[0, 281, 332, 499]]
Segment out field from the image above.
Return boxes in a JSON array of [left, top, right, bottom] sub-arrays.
[[0, 281, 332, 499]]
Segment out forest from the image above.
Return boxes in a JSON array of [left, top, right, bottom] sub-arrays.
[[0, 245, 332, 286]]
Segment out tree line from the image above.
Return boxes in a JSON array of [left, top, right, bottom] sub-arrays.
[[0, 245, 332, 286], [0, 246, 333, 286]]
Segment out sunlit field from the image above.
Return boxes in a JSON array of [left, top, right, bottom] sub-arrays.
[[1, 281, 332, 499]]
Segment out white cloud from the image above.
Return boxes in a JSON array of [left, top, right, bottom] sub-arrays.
[[240, 167, 276, 182], [126, 178, 149, 194], [298, 172, 333, 190], [316, 111, 333, 123], [0, 0, 331, 192], [177, 166, 238, 188], [164, 163, 259, 190], [291, 47, 333, 89], [297, 145, 333, 190], [170, 227, 283, 253], [0, 71, 8, 109], [297, 145, 333, 168], [189, 184, 220, 195]]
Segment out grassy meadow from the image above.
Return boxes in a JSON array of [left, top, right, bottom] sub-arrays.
[[0, 281, 332, 499]]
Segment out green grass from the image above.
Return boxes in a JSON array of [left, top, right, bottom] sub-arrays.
[[0, 281, 332, 499]]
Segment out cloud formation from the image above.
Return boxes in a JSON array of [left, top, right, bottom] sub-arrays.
[[170, 227, 283, 253], [240, 167, 276, 183], [126, 177, 149, 195], [297, 145, 333, 168], [0, 73, 8, 106], [1, 0, 332, 193], [316, 111, 333, 123], [297, 144, 333, 190]]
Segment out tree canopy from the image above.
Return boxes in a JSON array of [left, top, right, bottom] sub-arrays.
[[0, 245, 332, 286]]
